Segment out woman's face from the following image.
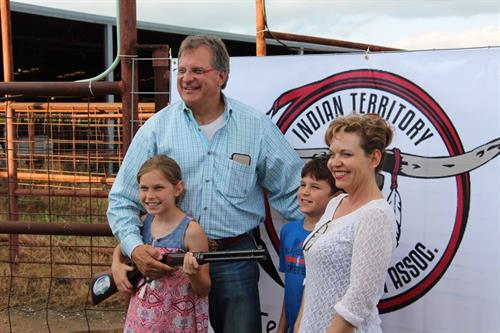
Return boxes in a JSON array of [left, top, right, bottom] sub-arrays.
[[327, 130, 378, 194]]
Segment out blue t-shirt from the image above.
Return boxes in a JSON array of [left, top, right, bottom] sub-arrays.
[[279, 219, 311, 332]]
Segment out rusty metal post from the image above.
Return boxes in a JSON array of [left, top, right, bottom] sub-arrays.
[[255, 0, 266, 56], [0, 81, 121, 96], [1, 0, 19, 263], [152, 46, 170, 112], [0, 221, 113, 237], [263, 31, 401, 52], [1, 0, 13, 83], [0, 187, 109, 198], [119, 0, 138, 154]]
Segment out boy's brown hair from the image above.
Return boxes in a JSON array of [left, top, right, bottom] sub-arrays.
[[301, 155, 341, 195]]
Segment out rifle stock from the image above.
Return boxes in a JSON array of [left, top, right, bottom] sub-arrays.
[[90, 248, 267, 305]]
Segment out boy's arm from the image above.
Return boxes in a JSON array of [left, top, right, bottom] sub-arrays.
[[294, 289, 305, 333], [276, 302, 288, 333], [111, 244, 135, 293], [277, 225, 289, 333], [183, 221, 211, 297]]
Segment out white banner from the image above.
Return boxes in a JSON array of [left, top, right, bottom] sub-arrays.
[[172, 47, 500, 333]]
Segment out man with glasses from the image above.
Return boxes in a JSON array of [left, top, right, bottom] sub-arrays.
[[107, 35, 303, 333]]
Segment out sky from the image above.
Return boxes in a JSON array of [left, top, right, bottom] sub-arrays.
[[12, 0, 500, 50]]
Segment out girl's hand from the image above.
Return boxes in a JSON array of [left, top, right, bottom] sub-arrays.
[[111, 260, 135, 293], [182, 252, 200, 276], [183, 221, 211, 296]]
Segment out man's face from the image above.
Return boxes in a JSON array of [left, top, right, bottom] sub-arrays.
[[177, 45, 227, 111]]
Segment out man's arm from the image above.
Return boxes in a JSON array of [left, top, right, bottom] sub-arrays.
[[107, 121, 173, 278], [258, 118, 303, 220], [107, 122, 155, 257]]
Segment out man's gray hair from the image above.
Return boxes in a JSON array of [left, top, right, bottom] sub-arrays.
[[178, 35, 230, 89]]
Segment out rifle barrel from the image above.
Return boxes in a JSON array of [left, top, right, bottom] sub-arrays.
[[199, 254, 267, 263], [162, 248, 268, 266], [199, 249, 266, 258]]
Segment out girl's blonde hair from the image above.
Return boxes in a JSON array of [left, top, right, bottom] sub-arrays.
[[137, 155, 185, 205]]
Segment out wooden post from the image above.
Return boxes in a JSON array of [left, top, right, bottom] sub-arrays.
[[255, 0, 266, 56]]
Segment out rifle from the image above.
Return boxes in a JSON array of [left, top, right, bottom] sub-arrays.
[[90, 248, 268, 305]]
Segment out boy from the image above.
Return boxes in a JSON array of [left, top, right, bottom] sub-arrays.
[[276, 156, 342, 333]]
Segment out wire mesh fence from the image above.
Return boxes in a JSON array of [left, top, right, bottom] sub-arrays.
[[0, 101, 154, 332]]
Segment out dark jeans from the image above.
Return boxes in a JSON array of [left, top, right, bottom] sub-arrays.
[[208, 237, 262, 333]]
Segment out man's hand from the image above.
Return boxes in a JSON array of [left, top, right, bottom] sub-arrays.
[[131, 244, 175, 279]]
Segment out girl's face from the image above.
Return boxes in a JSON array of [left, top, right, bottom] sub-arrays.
[[139, 169, 184, 216]]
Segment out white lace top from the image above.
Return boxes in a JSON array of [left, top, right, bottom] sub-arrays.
[[298, 193, 396, 333]]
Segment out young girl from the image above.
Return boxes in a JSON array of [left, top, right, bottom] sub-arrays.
[[111, 154, 210, 333]]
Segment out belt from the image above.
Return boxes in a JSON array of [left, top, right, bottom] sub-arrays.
[[208, 232, 251, 252]]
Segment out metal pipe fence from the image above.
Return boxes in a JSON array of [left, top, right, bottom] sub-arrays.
[[0, 102, 154, 332]]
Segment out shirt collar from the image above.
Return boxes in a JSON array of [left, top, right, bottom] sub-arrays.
[[182, 93, 232, 124]]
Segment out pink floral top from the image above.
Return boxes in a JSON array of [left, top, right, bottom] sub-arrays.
[[124, 215, 209, 332]]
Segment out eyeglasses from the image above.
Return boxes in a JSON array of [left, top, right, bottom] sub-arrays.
[[177, 67, 216, 77], [303, 219, 333, 251]]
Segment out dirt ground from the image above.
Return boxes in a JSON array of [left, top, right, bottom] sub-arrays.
[[0, 308, 126, 333]]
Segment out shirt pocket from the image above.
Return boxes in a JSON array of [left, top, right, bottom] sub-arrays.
[[217, 158, 255, 199]]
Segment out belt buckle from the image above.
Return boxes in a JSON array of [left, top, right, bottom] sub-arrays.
[[208, 239, 221, 252]]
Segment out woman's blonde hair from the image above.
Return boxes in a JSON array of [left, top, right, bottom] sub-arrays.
[[324, 113, 394, 173]]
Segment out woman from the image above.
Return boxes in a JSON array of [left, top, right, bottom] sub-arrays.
[[295, 113, 396, 333]]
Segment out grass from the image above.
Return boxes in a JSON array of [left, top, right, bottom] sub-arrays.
[[0, 189, 131, 332]]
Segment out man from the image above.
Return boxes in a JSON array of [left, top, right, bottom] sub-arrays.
[[107, 35, 302, 333]]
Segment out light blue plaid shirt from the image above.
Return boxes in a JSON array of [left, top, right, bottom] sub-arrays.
[[107, 96, 303, 257]]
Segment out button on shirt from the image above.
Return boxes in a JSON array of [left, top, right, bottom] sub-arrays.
[[107, 96, 303, 257]]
